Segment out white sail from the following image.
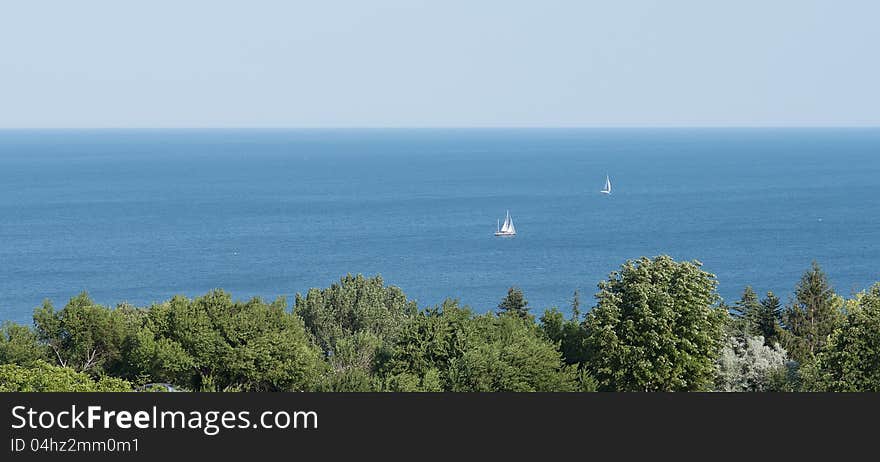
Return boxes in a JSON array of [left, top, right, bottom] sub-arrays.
[[601, 175, 612, 194], [495, 210, 516, 236], [500, 210, 511, 232]]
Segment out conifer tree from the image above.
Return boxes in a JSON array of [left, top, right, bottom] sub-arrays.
[[754, 291, 783, 346], [783, 262, 842, 363], [497, 286, 529, 319], [733, 286, 762, 336]]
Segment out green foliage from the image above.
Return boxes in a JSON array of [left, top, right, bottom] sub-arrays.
[[382, 368, 444, 392], [815, 284, 880, 391], [5, 262, 880, 393], [33, 293, 141, 374], [733, 286, 762, 328], [497, 286, 530, 319], [381, 299, 472, 390], [447, 314, 577, 392], [584, 255, 727, 391], [0, 321, 48, 365], [782, 262, 843, 363], [727, 288, 784, 348], [295, 274, 417, 389], [138, 291, 326, 391], [570, 289, 582, 322], [754, 292, 784, 346], [539, 308, 588, 366], [295, 274, 415, 352], [384, 300, 576, 391], [0, 360, 131, 392]]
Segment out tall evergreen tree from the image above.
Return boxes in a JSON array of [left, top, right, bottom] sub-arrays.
[[733, 286, 762, 336], [497, 286, 529, 319], [783, 262, 842, 363], [754, 292, 783, 346], [570, 289, 581, 322]]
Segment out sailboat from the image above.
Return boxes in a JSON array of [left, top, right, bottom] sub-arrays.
[[494, 210, 516, 237], [600, 174, 612, 195]]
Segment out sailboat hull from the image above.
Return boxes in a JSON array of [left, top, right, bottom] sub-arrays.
[[494, 231, 516, 237]]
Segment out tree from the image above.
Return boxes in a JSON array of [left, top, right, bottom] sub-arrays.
[[295, 274, 417, 356], [0, 361, 131, 392], [384, 300, 577, 391], [497, 286, 529, 319], [448, 313, 577, 392], [715, 335, 790, 392], [32, 293, 139, 374], [540, 308, 589, 366], [295, 274, 417, 390], [583, 255, 727, 391], [570, 289, 582, 322], [754, 292, 783, 346], [141, 291, 325, 391], [816, 284, 880, 391], [381, 299, 473, 391], [783, 262, 842, 363], [735, 286, 762, 332], [0, 321, 48, 365]]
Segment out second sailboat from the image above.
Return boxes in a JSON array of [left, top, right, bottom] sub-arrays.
[[495, 210, 517, 237]]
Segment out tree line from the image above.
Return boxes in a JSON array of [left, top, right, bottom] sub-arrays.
[[2, 256, 879, 392]]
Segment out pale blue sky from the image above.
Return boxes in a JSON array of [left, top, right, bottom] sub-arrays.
[[1, 0, 878, 127]]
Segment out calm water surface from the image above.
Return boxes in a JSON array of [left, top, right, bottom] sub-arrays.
[[1, 128, 878, 323]]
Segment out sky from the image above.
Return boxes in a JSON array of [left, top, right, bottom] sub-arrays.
[[0, 0, 878, 128]]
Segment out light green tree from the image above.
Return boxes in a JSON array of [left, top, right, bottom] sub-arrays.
[[32, 293, 140, 374], [143, 291, 325, 391], [816, 284, 880, 391], [584, 255, 727, 391], [0, 360, 131, 392], [0, 321, 48, 365]]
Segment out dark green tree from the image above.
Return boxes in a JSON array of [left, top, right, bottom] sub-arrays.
[[383, 300, 578, 391], [583, 256, 727, 391], [497, 286, 529, 319], [540, 308, 589, 366], [447, 313, 577, 392], [570, 289, 582, 322], [381, 299, 474, 391], [783, 262, 842, 363], [737, 286, 762, 328], [142, 291, 325, 391], [754, 292, 784, 346]]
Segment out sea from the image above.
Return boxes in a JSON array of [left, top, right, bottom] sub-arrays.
[[1, 128, 878, 324]]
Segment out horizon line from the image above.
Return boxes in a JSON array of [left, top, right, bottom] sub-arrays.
[[2, 125, 880, 130]]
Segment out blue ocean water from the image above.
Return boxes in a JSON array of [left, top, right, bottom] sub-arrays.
[[1, 128, 878, 324]]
